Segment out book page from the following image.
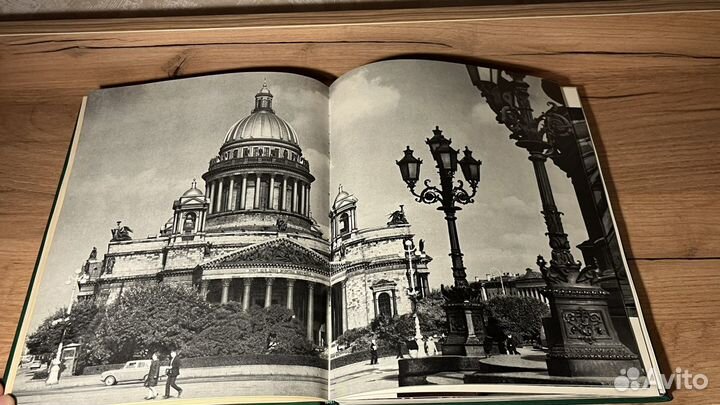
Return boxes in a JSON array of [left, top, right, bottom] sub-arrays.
[[5, 72, 332, 405], [326, 60, 663, 402]]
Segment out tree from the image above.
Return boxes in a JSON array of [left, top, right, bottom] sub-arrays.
[[415, 289, 448, 337], [485, 295, 549, 341], [85, 283, 211, 364], [26, 300, 100, 357], [183, 304, 315, 357]]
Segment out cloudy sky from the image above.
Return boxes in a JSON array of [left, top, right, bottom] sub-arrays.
[[330, 60, 588, 289], [30, 72, 330, 330]]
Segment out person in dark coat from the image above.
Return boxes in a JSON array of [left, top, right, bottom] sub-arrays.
[[163, 350, 183, 399], [144, 352, 160, 400], [395, 340, 404, 359], [506, 334, 520, 355]]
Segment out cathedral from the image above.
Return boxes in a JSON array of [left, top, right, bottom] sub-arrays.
[[76, 82, 430, 344]]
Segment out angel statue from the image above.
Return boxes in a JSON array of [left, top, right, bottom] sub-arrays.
[[387, 205, 409, 226], [111, 221, 133, 241]]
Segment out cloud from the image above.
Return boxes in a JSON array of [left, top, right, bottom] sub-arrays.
[[330, 68, 401, 132]]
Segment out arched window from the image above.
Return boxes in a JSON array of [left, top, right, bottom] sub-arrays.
[[283, 150, 289, 159], [378, 293, 392, 318], [183, 212, 197, 233], [243, 148, 250, 157], [232, 150, 238, 158], [339, 213, 349, 234]]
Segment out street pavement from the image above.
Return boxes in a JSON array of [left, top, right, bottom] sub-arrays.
[[13, 366, 328, 405], [330, 356, 400, 399]]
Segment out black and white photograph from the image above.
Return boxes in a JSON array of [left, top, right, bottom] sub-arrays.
[[9, 73, 332, 405], [4, 60, 665, 405], [326, 60, 653, 400]]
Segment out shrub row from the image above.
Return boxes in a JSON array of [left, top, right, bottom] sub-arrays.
[[330, 347, 397, 369], [82, 354, 327, 375], [182, 354, 327, 370]]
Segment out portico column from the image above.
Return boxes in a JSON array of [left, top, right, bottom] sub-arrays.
[[307, 282, 315, 340], [200, 280, 209, 300], [216, 179, 224, 212], [281, 177, 288, 210], [292, 180, 298, 213], [265, 277, 274, 308], [286, 279, 295, 310], [228, 177, 235, 211], [304, 184, 310, 216], [268, 176, 275, 210], [299, 183, 305, 215], [341, 281, 348, 333], [254, 174, 261, 209], [391, 289, 397, 316], [221, 278, 231, 304], [242, 279, 252, 311], [208, 180, 216, 214], [240, 175, 248, 210]]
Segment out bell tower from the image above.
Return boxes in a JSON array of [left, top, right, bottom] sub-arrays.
[[171, 179, 210, 242], [330, 185, 358, 242]]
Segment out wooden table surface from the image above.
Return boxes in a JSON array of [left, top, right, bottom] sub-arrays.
[[1, 1, 719, 403]]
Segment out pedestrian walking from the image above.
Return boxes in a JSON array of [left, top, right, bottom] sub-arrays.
[[395, 340, 404, 359], [144, 352, 160, 400], [163, 349, 183, 399], [369, 339, 379, 365], [426, 336, 437, 356], [507, 334, 520, 355]]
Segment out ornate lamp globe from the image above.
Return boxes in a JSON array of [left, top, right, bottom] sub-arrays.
[[459, 147, 482, 186], [396, 146, 422, 188]]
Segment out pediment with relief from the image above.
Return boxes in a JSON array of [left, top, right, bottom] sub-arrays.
[[203, 238, 329, 271]]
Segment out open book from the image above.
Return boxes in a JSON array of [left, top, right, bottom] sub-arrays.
[[4, 59, 669, 405]]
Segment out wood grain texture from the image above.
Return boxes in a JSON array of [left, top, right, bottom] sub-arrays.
[[1, 4, 719, 404]]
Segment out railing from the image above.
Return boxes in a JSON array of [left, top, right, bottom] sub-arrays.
[[209, 156, 310, 171]]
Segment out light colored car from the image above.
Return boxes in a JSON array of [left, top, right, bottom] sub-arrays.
[[100, 360, 166, 386]]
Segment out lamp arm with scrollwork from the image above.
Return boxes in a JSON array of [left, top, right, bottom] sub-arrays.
[[452, 179, 478, 205], [408, 179, 445, 205]]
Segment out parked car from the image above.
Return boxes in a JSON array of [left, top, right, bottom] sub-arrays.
[[28, 359, 45, 370], [100, 360, 167, 386]]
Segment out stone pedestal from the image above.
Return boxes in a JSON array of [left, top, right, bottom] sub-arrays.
[[542, 285, 640, 377], [441, 300, 485, 356]]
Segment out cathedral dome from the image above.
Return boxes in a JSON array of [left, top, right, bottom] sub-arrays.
[[332, 185, 358, 212], [181, 184, 204, 198], [223, 81, 299, 146]]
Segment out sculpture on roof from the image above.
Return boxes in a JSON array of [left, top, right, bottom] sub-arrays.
[[387, 205, 409, 226], [111, 221, 133, 241]]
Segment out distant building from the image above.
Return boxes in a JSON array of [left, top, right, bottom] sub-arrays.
[[479, 268, 548, 304], [76, 82, 431, 345]]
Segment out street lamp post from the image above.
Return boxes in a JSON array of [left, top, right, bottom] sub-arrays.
[[467, 66, 639, 377], [403, 240, 425, 358], [396, 126, 485, 356], [46, 269, 81, 385]]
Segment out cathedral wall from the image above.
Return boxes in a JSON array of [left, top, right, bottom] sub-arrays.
[[108, 238, 168, 254], [341, 226, 411, 262], [109, 251, 163, 277], [206, 211, 314, 234], [165, 245, 207, 270], [344, 267, 412, 331]]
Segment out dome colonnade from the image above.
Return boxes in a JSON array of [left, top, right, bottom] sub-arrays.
[[202, 81, 316, 233]]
